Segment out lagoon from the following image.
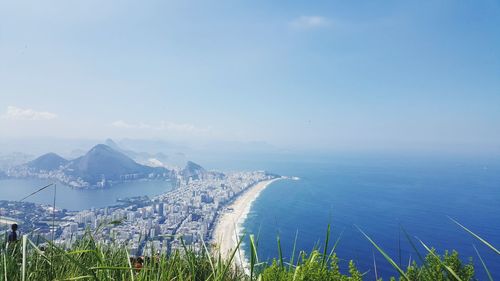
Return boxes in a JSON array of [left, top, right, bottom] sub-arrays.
[[0, 178, 174, 210]]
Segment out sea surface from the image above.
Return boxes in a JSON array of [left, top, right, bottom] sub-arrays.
[[1, 154, 499, 279], [0, 179, 174, 210], [203, 153, 500, 280]]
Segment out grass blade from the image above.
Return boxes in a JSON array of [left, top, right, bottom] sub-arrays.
[[398, 226, 402, 268], [400, 225, 425, 264], [90, 266, 135, 270], [200, 234, 217, 279], [277, 233, 284, 269], [249, 234, 258, 280], [326, 228, 344, 266], [473, 244, 493, 281], [449, 217, 500, 255], [356, 225, 409, 281], [4, 251, 8, 281], [126, 250, 134, 281], [373, 251, 378, 281], [220, 235, 244, 280], [289, 230, 298, 272], [59, 276, 94, 280], [27, 238, 51, 264], [321, 224, 330, 269], [22, 235, 27, 281]]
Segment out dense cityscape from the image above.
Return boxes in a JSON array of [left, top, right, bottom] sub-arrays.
[[0, 170, 278, 256]]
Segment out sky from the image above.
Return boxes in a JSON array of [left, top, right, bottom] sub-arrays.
[[1, 0, 499, 155]]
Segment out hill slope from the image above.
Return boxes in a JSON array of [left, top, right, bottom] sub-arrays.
[[27, 153, 68, 171], [180, 161, 206, 180], [66, 144, 169, 183]]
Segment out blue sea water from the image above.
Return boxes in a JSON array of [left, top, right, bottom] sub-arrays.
[[1, 153, 499, 279], [205, 154, 500, 280]]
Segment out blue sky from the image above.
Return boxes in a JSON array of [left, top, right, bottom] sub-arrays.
[[1, 0, 499, 154]]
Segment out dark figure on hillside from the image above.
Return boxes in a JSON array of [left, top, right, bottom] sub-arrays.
[[8, 223, 18, 243]]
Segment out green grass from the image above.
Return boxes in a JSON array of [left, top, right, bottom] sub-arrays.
[[0, 222, 494, 281]]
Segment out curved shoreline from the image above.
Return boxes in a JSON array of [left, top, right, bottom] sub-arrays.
[[211, 177, 282, 271]]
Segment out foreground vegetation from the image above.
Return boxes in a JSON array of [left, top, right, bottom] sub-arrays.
[[0, 221, 496, 281]]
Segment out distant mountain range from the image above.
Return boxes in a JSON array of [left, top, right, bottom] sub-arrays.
[[7, 144, 171, 188], [6, 142, 215, 188]]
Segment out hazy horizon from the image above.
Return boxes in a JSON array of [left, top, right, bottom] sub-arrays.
[[1, 1, 499, 156], [1, 3, 499, 278]]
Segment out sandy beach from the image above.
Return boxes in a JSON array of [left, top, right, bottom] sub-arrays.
[[211, 178, 282, 270]]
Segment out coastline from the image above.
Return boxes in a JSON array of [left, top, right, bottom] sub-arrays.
[[211, 177, 283, 272]]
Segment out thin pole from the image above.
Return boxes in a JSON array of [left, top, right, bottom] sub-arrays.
[[15, 183, 56, 281], [19, 183, 54, 202], [22, 235, 27, 281], [0, 208, 3, 238], [51, 184, 57, 280], [17, 182, 57, 279], [51, 184, 57, 243]]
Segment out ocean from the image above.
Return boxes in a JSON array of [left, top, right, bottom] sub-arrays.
[[1, 153, 499, 279], [204, 153, 500, 280]]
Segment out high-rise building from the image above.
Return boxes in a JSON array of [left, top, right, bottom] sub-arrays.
[[157, 203, 164, 217]]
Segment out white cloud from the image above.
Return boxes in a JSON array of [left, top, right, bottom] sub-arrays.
[[1, 106, 57, 120], [290, 16, 331, 29], [111, 120, 211, 135], [110, 120, 132, 128]]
